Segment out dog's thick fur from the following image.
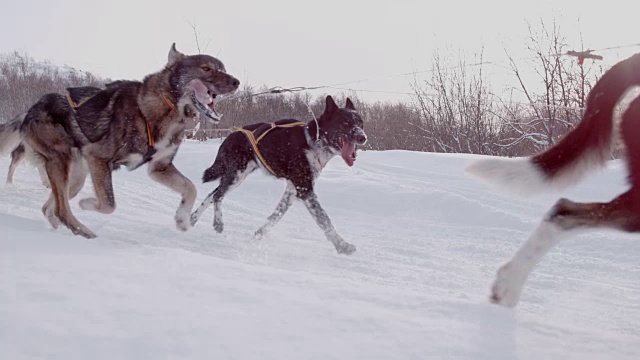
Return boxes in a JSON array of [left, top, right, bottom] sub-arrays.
[[190, 96, 367, 254], [466, 53, 640, 307], [0, 113, 49, 186], [14, 44, 239, 238], [1, 85, 102, 187]]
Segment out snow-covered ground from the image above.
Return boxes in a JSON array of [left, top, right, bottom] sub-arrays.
[[1, 140, 638, 359]]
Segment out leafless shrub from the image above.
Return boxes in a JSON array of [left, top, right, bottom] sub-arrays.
[[0, 51, 105, 121]]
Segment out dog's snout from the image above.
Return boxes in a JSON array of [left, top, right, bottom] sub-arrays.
[[350, 127, 367, 145], [229, 77, 240, 88]]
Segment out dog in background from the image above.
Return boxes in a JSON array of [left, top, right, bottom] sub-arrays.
[[0, 113, 49, 187], [466, 53, 640, 307], [1, 85, 103, 187], [190, 95, 367, 254]]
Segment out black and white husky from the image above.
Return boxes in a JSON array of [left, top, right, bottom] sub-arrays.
[[190, 95, 367, 254]]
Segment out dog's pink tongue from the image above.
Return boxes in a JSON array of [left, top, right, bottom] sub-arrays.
[[341, 138, 355, 167]]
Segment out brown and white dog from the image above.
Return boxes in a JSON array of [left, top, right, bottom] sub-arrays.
[[6, 44, 239, 238], [466, 53, 640, 307]]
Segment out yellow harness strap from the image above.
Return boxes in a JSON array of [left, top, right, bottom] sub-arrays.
[[66, 91, 157, 150], [159, 92, 176, 112], [65, 92, 96, 113], [233, 121, 306, 176], [66, 94, 79, 112], [146, 93, 175, 148]]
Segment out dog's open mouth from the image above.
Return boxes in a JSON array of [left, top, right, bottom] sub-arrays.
[[192, 90, 222, 124], [340, 136, 357, 167], [187, 79, 223, 125]]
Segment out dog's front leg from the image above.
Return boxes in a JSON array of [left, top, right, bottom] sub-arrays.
[[148, 161, 196, 231], [489, 218, 567, 307], [80, 159, 116, 214], [255, 182, 296, 239], [302, 192, 356, 255]]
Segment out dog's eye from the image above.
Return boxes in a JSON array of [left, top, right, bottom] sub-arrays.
[[202, 66, 212, 72]]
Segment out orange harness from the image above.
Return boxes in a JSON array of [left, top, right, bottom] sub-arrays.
[[65, 90, 176, 170], [233, 121, 307, 176], [65, 91, 175, 149], [138, 93, 176, 166]]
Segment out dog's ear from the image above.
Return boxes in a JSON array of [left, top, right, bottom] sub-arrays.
[[345, 97, 356, 110], [324, 95, 338, 114], [168, 43, 185, 66]]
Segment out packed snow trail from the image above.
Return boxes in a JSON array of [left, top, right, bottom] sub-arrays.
[[1, 140, 638, 359]]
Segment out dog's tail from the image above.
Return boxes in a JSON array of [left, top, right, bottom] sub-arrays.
[[202, 158, 226, 183], [466, 53, 640, 196], [0, 113, 26, 154]]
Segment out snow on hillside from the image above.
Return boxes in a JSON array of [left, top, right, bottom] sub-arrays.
[[1, 140, 638, 359]]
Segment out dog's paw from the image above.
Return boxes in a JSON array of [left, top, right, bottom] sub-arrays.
[[175, 212, 190, 232], [213, 219, 224, 233], [175, 218, 189, 231], [335, 241, 356, 255], [189, 213, 199, 226], [79, 198, 115, 214], [254, 229, 266, 240], [489, 262, 528, 308], [72, 224, 97, 239], [43, 209, 61, 229], [79, 198, 98, 211]]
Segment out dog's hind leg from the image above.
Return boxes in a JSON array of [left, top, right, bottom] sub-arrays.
[[79, 158, 116, 214], [148, 161, 197, 232], [68, 153, 88, 200], [254, 182, 296, 239], [45, 157, 96, 238], [191, 176, 234, 232], [298, 187, 355, 255], [33, 152, 60, 228], [37, 163, 51, 188], [7, 144, 51, 188], [40, 160, 74, 229], [191, 162, 256, 232], [190, 186, 221, 228], [488, 212, 572, 308], [6, 144, 25, 185], [42, 192, 61, 229]]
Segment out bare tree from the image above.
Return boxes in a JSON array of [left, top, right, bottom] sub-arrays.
[[185, 18, 212, 55], [0, 52, 104, 122], [0, 17, 608, 158], [411, 49, 502, 154], [500, 18, 602, 154]]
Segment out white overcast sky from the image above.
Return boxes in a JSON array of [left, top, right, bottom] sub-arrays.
[[1, 0, 638, 102]]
